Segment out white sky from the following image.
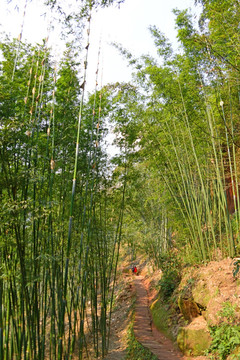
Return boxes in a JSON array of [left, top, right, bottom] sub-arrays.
[[0, 0, 200, 90], [90, 0, 200, 86]]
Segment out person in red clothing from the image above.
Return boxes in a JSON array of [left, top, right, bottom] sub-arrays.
[[132, 266, 137, 275]]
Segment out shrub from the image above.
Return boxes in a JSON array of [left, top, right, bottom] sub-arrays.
[[208, 302, 240, 359], [159, 268, 181, 300]]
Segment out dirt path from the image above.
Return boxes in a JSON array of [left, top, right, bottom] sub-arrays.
[[133, 275, 208, 360], [133, 275, 183, 360]]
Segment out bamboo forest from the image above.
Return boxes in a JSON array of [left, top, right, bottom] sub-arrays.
[[1, 0, 240, 359]]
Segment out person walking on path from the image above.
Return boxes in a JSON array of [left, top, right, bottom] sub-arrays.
[[132, 265, 138, 275]]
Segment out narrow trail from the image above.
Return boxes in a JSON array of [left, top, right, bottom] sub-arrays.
[[133, 275, 183, 360]]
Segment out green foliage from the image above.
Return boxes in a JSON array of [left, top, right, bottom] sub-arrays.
[[233, 259, 240, 278], [154, 251, 181, 300], [159, 268, 181, 300], [109, 0, 240, 266], [208, 302, 240, 359], [209, 325, 240, 359], [0, 34, 127, 359], [219, 302, 237, 323]]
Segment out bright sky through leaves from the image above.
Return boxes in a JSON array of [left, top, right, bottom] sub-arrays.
[[0, 0, 200, 90]]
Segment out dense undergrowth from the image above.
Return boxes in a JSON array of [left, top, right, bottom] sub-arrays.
[[208, 302, 240, 360]]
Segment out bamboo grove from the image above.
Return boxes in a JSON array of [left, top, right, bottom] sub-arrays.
[[0, 1, 127, 358], [104, 0, 240, 265], [1, 0, 240, 358]]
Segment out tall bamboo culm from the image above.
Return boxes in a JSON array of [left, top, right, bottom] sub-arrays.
[[0, 4, 126, 360]]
